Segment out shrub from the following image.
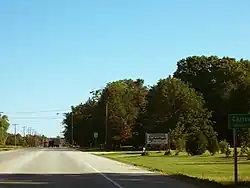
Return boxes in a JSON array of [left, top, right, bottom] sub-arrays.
[[247, 151, 250, 160], [164, 150, 172, 156], [175, 150, 180, 156], [240, 145, 249, 155], [207, 136, 219, 155], [186, 130, 208, 156], [176, 138, 186, 152], [225, 147, 231, 158], [219, 140, 230, 154], [141, 151, 149, 156]]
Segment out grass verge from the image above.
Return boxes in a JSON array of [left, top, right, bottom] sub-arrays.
[[0, 145, 23, 151], [96, 151, 250, 188]]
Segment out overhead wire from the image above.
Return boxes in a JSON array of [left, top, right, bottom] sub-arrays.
[[10, 117, 63, 120], [3, 109, 70, 114]]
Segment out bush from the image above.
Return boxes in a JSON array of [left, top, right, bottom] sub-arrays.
[[175, 150, 180, 156], [141, 151, 149, 156], [225, 147, 231, 158], [164, 150, 172, 156], [176, 138, 186, 152], [186, 130, 208, 156], [247, 151, 250, 160], [240, 145, 249, 155], [219, 140, 230, 154], [207, 136, 219, 155]]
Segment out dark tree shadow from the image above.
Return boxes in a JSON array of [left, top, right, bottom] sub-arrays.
[[0, 173, 248, 188]]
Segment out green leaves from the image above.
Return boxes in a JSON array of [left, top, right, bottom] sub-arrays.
[[63, 55, 250, 153], [0, 115, 10, 145], [0, 115, 10, 133], [174, 56, 250, 143], [63, 79, 148, 146], [143, 77, 217, 154]]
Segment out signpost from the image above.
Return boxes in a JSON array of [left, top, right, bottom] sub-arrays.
[[94, 132, 98, 147], [228, 114, 250, 184], [94, 132, 98, 138]]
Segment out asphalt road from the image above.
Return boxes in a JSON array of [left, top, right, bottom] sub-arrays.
[[0, 148, 198, 188]]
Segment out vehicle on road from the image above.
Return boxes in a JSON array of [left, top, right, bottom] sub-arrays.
[[48, 138, 61, 147], [54, 138, 60, 147]]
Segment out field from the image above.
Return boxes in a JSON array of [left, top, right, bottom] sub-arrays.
[[96, 151, 250, 187]]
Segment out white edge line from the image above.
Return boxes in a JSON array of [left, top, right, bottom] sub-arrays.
[[82, 161, 123, 188]]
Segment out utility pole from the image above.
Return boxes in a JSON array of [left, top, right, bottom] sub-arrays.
[[71, 112, 74, 145], [22, 126, 26, 137], [13, 124, 18, 146], [27, 127, 31, 136], [34, 131, 37, 147], [105, 102, 108, 146], [22, 126, 26, 147]]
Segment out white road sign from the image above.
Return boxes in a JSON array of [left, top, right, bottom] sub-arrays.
[[94, 132, 98, 138], [145, 133, 168, 145]]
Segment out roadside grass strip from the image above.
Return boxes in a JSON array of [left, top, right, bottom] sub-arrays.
[[96, 151, 250, 187]]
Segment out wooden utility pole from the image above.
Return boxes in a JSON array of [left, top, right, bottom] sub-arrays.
[[71, 112, 74, 145], [22, 126, 26, 137], [105, 102, 108, 145], [13, 124, 18, 146]]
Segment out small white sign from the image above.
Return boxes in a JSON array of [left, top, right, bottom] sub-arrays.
[[145, 133, 168, 145], [94, 132, 98, 138]]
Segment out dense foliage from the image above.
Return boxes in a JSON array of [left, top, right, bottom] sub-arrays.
[[0, 115, 10, 145], [5, 133, 47, 147], [63, 55, 250, 155]]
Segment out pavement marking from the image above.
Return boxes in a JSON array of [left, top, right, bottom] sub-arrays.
[[118, 178, 144, 181], [0, 181, 48, 184], [82, 161, 124, 188]]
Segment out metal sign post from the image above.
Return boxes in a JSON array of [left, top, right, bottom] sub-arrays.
[[228, 114, 250, 185], [94, 132, 98, 147], [233, 128, 238, 184]]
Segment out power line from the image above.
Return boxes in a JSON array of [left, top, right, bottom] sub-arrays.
[[3, 109, 70, 114], [10, 117, 62, 120]]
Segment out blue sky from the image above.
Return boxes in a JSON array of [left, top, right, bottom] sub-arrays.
[[0, 0, 249, 137]]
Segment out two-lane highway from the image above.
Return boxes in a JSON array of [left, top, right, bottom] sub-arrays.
[[0, 148, 198, 188]]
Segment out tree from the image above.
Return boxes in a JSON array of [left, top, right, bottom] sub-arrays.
[[186, 128, 208, 156], [174, 56, 250, 143], [98, 79, 148, 147], [63, 99, 98, 146], [0, 115, 10, 145], [144, 77, 218, 152], [63, 79, 148, 148]]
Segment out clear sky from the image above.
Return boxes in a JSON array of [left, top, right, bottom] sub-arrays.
[[0, 0, 249, 137]]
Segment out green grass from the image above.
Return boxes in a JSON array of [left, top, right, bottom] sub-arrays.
[[0, 145, 23, 151], [96, 151, 250, 188]]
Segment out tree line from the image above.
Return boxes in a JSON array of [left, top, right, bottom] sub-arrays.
[[0, 114, 47, 147], [5, 133, 47, 147], [63, 55, 250, 155]]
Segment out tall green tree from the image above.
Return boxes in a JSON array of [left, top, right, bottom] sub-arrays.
[[63, 99, 98, 146], [144, 77, 218, 153], [174, 56, 250, 143], [0, 115, 10, 145], [63, 79, 148, 147], [98, 79, 148, 146]]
